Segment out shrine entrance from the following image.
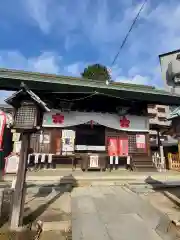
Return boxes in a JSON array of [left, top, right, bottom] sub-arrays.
[[75, 124, 105, 152], [107, 136, 128, 168]]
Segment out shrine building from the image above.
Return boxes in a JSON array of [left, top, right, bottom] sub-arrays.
[[1, 68, 180, 171]]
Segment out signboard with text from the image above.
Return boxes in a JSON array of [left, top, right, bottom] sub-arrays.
[[136, 134, 146, 149], [89, 155, 99, 168], [5, 154, 19, 174]]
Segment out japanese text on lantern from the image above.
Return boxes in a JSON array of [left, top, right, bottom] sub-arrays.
[[52, 114, 64, 124], [120, 116, 130, 128]]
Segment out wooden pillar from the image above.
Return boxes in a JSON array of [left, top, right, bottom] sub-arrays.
[[178, 139, 180, 160], [146, 133, 150, 157], [10, 133, 29, 230]]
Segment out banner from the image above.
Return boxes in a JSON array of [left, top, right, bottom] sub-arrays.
[[43, 111, 149, 132], [136, 134, 146, 149], [108, 138, 118, 156], [62, 130, 75, 153], [118, 138, 129, 156], [89, 155, 99, 168]]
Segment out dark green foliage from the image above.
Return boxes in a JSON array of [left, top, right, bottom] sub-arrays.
[[81, 64, 111, 81]]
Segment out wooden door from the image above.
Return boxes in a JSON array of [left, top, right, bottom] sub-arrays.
[[30, 133, 40, 153]]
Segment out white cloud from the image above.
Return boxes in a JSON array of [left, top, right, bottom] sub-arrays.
[[0, 51, 60, 74], [0, 50, 62, 103], [21, 0, 157, 87], [65, 62, 83, 76], [116, 74, 150, 85], [6, 0, 180, 89], [25, 0, 51, 34], [23, 0, 138, 43], [128, 66, 140, 77], [28, 52, 61, 73]]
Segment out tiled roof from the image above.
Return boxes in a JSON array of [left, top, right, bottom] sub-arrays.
[[0, 68, 180, 105], [0, 68, 169, 93]]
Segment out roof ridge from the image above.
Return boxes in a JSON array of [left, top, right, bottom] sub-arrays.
[[0, 68, 155, 90]]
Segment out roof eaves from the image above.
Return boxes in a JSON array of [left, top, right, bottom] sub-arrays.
[[0, 68, 154, 90], [0, 68, 179, 97], [159, 49, 180, 58]]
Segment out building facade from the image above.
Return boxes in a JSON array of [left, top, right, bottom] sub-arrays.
[[1, 68, 180, 171], [148, 104, 177, 147], [159, 49, 180, 95], [148, 104, 170, 126]]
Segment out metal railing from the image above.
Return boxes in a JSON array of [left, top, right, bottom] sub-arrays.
[[152, 152, 166, 172]]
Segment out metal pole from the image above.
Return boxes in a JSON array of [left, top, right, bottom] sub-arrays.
[[10, 132, 29, 230]]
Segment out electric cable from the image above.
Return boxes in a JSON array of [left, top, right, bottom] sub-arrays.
[[53, 92, 98, 102], [110, 0, 148, 67]]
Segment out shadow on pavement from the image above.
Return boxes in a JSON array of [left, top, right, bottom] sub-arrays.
[[23, 174, 77, 225], [143, 176, 180, 238], [145, 176, 180, 208]]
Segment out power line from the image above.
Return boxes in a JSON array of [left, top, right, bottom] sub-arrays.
[[110, 0, 148, 67]]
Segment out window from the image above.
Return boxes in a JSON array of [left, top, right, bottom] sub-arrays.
[[148, 104, 156, 109], [157, 107, 166, 113], [176, 54, 180, 60]]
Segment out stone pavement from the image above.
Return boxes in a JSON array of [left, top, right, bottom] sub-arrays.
[[71, 186, 179, 240], [3, 169, 180, 185]]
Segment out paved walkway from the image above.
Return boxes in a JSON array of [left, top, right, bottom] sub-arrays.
[[3, 169, 180, 184], [71, 186, 176, 240]]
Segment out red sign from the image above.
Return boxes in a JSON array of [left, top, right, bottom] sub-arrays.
[[108, 138, 118, 156], [118, 138, 128, 156], [52, 114, 64, 124], [120, 116, 130, 128]]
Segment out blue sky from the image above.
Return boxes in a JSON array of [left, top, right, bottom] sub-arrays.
[[1, 0, 180, 101]]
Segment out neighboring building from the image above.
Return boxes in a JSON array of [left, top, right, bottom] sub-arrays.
[[148, 104, 170, 127], [147, 104, 177, 147], [159, 49, 180, 95]]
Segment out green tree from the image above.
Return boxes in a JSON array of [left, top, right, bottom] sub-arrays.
[[81, 64, 111, 81]]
